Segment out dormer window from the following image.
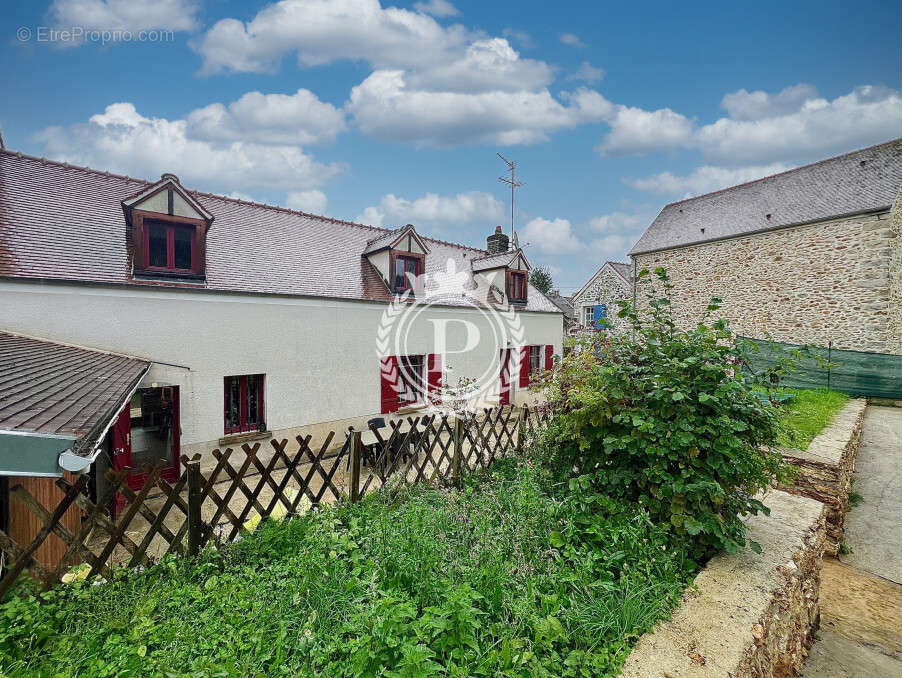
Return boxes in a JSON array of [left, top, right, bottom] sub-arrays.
[[146, 220, 196, 272], [362, 223, 430, 296], [393, 254, 422, 292], [122, 173, 213, 282], [507, 270, 527, 303]]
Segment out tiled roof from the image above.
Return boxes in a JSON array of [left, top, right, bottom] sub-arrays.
[[0, 332, 149, 456], [471, 251, 517, 272], [609, 262, 632, 283], [546, 292, 576, 319], [630, 138, 902, 255], [0, 151, 559, 313]]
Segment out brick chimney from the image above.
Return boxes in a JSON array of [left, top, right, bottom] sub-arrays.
[[486, 225, 509, 254]]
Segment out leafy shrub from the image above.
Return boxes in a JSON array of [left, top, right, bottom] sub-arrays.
[[543, 268, 789, 558]]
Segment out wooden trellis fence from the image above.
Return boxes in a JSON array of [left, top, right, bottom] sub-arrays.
[[0, 404, 553, 598]]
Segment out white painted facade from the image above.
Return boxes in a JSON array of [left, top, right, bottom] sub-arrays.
[[0, 280, 561, 458]]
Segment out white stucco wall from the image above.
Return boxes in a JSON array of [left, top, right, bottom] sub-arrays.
[[0, 281, 561, 456]]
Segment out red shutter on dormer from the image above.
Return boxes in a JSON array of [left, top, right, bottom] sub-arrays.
[[545, 345, 554, 370], [519, 346, 530, 388], [427, 353, 442, 404], [380, 356, 399, 414]]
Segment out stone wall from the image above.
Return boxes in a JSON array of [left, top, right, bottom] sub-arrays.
[[620, 490, 827, 678], [889, 191, 902, 354], [633, 208, 901, 353], [777, 399, 867, 557]]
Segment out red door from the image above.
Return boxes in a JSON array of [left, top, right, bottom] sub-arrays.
[[499, 348, 511, 406], [113, 386, 181, 499]]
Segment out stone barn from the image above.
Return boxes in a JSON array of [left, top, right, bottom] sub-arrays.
[[572, 261, 633, 335], [629, 138, 902, 353]]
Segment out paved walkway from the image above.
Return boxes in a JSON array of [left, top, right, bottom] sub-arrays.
[[841, 406, 902, 583], [801, 405, 902, 677]]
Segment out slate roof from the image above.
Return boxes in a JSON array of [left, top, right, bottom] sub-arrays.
[[0, 151, 559, 313], [630, 138, 902, 255], [0, 332, 149, 456], [546, 292, 576, 319], [471, 251, 518, 272], [573, 261, 633, 301]]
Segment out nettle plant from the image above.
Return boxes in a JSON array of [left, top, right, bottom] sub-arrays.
[[544, 268, 789, 558]]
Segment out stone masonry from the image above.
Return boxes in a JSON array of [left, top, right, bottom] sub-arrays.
[[572, 263, 632, 335], [620, 490, 827, 678], [634, 201, 902, 353], [777, 399, 867, 557]]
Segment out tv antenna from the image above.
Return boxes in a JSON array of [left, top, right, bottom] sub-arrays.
[[497, 153, 523, 249]]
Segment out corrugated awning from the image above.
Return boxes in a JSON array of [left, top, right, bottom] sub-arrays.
[[0, 332, 150, 476]]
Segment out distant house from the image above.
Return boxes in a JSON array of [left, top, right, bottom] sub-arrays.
[[572, 261, 633, 334], [0, 150, 561, 551], [544, 290, 578, 336], [629, 138, 902, 354]]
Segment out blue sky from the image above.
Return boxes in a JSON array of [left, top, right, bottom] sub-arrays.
[[3, 0, 902, 293]]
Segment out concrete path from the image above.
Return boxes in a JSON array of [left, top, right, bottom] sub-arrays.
[[841, 405, 902, 583], [801, 405, 902, 677]]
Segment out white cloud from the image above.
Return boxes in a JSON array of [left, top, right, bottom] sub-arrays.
[[720, 83, 819, 121], [521, 217, 583, 254], [596, 105, 695, 155], [35, 102, 341, 193], [348, 71, 612, 146], [192, 0, 471, 74], [588, 211, 647, 234], [590, 233, 635, 260], [559, 33, 585, 47], [286, 189, 328, 214], [696, 85, 902, 165], [625, 163, 790, 198], [187, 88, 346, 146], [356, 191, 504, 227], [49, 0, 199, 34], [597, 84, 902, 166], [405, 38, 553, 93], [413, 0, 459, 17], [567, 61, 604, 83]]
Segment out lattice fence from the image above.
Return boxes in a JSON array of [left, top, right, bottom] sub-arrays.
[[0, 405, 552, 597]]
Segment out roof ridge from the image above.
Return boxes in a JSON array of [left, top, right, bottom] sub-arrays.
[[662, 136, 902, 208], [0, 148, 489, 255]]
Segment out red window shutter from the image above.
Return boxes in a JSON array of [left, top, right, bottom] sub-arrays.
[[380, 356, 399, 414], [545, 345, 554, 370], [519, 346, 530, 388], [427, 353, 442, 404]]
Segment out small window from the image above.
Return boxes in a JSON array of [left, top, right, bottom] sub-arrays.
[[224, 374, 265, 434], [508, 271, 527, 302], [397, 355, 424, 405], [145, 221, 196, 273], [393, 255, 421, 292], [584, 306, 594, 325], [529, 345, 541, 375]]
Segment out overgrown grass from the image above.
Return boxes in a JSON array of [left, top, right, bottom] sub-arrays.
[[0, 459, 697, 678], [776, 388, 850, 450]]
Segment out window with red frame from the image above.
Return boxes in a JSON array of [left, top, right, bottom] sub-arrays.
[[224, 374, 265, 434], [508, 271, 527, 302], [393, 255, 421, 292], [146, 221, 196, 272]]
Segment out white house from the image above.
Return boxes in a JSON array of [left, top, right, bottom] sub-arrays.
[[0, 150, 562, 493], [571, 261, 633, 334]]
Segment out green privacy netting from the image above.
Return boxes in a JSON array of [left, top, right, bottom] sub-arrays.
[[739, 337, 902, 399]]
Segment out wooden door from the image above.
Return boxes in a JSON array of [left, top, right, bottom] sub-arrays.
[[113, 387, 180, 495]]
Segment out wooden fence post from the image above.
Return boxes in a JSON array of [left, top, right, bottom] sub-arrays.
[[349, 430, 362, 502], [517, 406, 528, 455], [452, 416, 464, 488], [186, 460, 203, 557]]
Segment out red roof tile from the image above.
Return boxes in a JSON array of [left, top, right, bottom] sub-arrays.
[[0, 151, 559, 313]]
